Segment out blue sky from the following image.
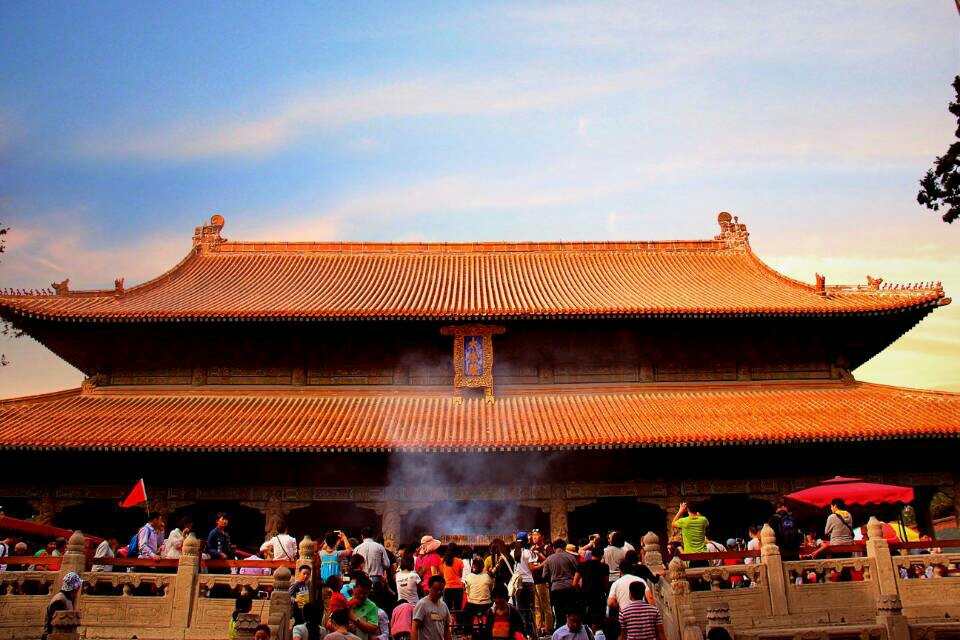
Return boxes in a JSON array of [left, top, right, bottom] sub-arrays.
[[2, 1, 959, 396]]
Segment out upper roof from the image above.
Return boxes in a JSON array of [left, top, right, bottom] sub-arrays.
[[0, 213, 949, 321], [0, 381, 956, 452]]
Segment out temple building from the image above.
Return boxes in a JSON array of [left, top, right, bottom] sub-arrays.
[[0, 212, 958, 551]]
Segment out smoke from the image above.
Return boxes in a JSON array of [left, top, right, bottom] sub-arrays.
[[385, 450, 561, 541]]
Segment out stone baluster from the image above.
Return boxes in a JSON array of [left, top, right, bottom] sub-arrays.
[[171, 533, 201, 631], [759, 523, 789, 618], [298, 535, 316, 603], [876, 594, 910, 640], [47, 610, 81, 640], [642, 531, 664, 574], [705, 601, 731, 633], [269, 565, 292, 640], [667, 557, 704, 640], [865, 516, 899, 598]]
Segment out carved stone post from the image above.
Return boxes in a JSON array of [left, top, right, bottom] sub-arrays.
[[382, 501, 401, 552], [705, 601, 731, 632], [759, 524, 789, 618], [642, 531, 664, 574], [549, 488, 568, 542], [269, 565, 292, 640], [235, 612, 263, 639], [59, 531, 87, 577], [876, 594, 910, 640], [172, 533, 201, 631], [298, 535, 316, 603], [865, 516, 899, 598], [47, 610, 81, 640], [667, 557, 704, 640]]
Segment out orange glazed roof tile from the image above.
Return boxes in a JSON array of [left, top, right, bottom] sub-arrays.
[[0, 382, 957, 452], [0, 213, 949, 321]]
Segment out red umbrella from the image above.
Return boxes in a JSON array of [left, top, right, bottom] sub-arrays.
[[785, 476, 914, 508]]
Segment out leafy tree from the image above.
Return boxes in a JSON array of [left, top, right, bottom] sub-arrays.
[[918, 76, 960, 223]]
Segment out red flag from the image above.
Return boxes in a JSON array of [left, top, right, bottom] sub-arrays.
[[119, 479, 147, 508]]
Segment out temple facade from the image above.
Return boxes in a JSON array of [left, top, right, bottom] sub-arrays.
[[1, 212, 958, 550]]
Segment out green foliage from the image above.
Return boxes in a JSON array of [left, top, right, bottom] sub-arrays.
[[918, 76, 960, 223]]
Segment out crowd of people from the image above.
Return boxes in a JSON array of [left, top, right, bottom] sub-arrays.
[[0, 497, 942, 640]]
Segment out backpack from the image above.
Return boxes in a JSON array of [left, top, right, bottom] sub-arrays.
[[127, 531, 140, 558], [778, 512, 801, 549]]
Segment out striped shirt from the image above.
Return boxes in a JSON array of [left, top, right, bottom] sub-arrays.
[[619, 601, 663, 640]]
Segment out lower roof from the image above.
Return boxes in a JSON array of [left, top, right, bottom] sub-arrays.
[[1, 381, 957, 452]]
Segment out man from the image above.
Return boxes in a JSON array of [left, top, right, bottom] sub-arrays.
[[530, 529, 554, 635], [290, 565, 313, 625], [412, 575, 452, 640], [514, 531, 538, 637], [206, 512, 233, 573], [44, 571, 84, 637], [0, 533, 17, 572], [606, 554, 641, 614], [349, 574, 382, 640], [618, 581, 664, 640], [354, 527, 391, 603], [602, 531, 629, 582], [672, 503, 708, 565], [804, 498, 855, 559], [138, 513, 164, 560], [551, 607, 593, 640], [768, 501, 801, 556], [543, 538, 580, 629], [742, 527, 760, 565], [327, 607, 362, 640], [92, 536, 119, 572]]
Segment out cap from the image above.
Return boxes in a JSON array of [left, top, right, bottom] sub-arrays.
[[61, 572, 84, 592], [516, 531, 528, 543]]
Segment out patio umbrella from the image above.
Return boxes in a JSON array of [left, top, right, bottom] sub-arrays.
[[785, 476, 914, 508]]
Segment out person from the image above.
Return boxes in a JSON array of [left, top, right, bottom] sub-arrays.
[[342, 555, 367, 598], [483, 584, 525, 640], [602, 532, 629, 582], [803, 499, 855, 559], [416, 535, 443, 580], [464, 557, 494, 635], [512, 532, 537, 637], [270, 519, 299, 564], [768, 501, 801, 555], [349, 574, 382, 640], [606, 554, 642, 614], [254, 624, 272, 640], [294, 601, 329, 640], [321, 531, 354, 582], [290, 565, 314, 625], [378, 607, 391, 640], [0, 533, 16, 572], [391, 598, 414, 640], [327, 573, 350, 616], [92, 536, 118, 572], [703, 538, 727, 568], [163, 517, 192, 559], [573, 546, 608, 629], [137, 512, 164, 560], [551, 607, 593, 640], [440, 543, 465, 621], [228, 595, 254, 640], [412, 575, 452, 640], [9, 542, 29, 571], [43, 571, 83, 639], [206, 512, 233, 572], [396, 553, 422, 605], [485, 539, 515, 593], [672, 503, 708, 556], [618, 581, 664, 640], [355, 527, 391, 586], [544, 538, 580, 629], [705, 628, 732, 640], [530, 529, 554, 636], [743, 527, 760, 565], [327, 607, 363, 640]]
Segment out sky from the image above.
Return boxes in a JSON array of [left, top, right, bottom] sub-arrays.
[[1, 1, 959, 398]]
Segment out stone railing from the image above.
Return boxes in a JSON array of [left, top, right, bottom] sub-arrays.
[[643, 519, 960, 640], [0, 530, 302, 640]]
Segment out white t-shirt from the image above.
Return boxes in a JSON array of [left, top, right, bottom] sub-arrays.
[[164, 528, 184, 559], [396, 569, 421, 604], [464, 572, 494, 604], [272, 533, 299, 562], [293, 623, 329, 639], [744, 537, 760, 565], [517, 548, 535, 584], [607, 574, 650, 612], [91, 539, 115, 572]]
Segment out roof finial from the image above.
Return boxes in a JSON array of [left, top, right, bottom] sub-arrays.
[[51, 278, 70, 295], [193, 214, 227, 254], [815, 273, 826, 295], [714, 211, 749, 247]]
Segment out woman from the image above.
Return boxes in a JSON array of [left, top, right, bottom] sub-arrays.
[[441, 543, 465, 621], [483, 585, 525, 640], [485, 539, 514, 592], [320, 531, 353, 582], [464, 557, 494, 636], [163, 516, 193, 559], [43, 572, 83, 639], [415, 535, 442, 579], [293, 601, 328, 640]]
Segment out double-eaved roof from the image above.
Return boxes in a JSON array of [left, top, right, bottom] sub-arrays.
[[0, 214, 949, 322]]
